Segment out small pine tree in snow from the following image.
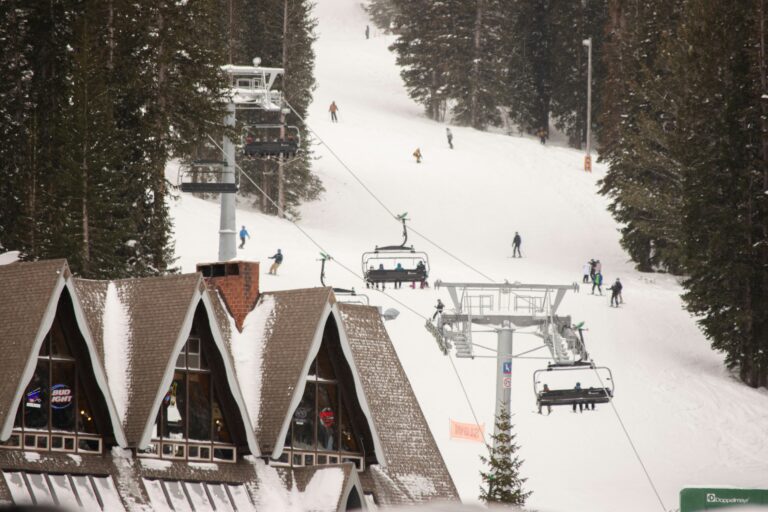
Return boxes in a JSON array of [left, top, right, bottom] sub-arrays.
[[479, 409, 531, 506]]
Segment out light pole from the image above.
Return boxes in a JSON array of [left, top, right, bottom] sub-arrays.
[[582, 37, 592, 173]]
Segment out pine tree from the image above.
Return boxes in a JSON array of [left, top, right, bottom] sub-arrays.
[[479, 409, 531, 506], [366, 0, 399, 33]]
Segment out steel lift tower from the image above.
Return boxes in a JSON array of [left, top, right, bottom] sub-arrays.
[[425, 280, 583, 445]]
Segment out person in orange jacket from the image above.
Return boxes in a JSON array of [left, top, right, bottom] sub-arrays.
[[329, 101, 339, 122]]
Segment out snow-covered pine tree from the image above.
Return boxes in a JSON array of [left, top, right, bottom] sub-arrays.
[[366, 0, 399, 33], [479, 409, 531, 506], [672, 0, 768, 388], [597, 0, 685, 273]]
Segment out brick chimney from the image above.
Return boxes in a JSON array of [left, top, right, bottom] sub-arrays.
[[197, 260, 260, 332]]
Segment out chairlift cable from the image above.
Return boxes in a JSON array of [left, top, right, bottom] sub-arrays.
[[206, 134, 488, 443], [590, 367, 667, 512]]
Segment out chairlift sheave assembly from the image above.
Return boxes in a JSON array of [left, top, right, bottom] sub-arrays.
[[177, 159, 239, 194], [362, 213, 430, 287]]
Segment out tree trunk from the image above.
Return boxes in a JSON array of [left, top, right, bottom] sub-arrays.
[[470, 0, 485, 129]]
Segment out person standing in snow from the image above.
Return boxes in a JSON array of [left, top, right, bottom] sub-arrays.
[[268, 249, 283, 275], [582, 261, 591, 283], [365, 25, 370, 39], [572, 382, 584, 413], [329, 101, 339, 122], [446, 128, 454, 149], [591, 271, 603, 295], [595, 259, 602, 274], [608, 278, 623, 307], [537, 127, 547, 145], [238, 225, 250, 249], [512, 231, 522, 258], [413, 147, 422, 163], [432, 299, 444, 320], [589, 259, 597, 280]]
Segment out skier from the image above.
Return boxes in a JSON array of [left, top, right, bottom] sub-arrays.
[[591, 272, 603, 295], [589, 259, 597, 280], [572, 382, 584, 413], [413, 147, 422, 164], [446, 128, 454, 149], [512, 232, 522, 258], [394, 262, 404, 289], [582, 261, 591, 283], [238, 225, 250, 249], [329, 101, 339, 123], [432, 299, 444, 320], [608, 278, 623, 307], [268, 249, 283, 275], [537, 127, 547, 145], [365, 25, 370, 39], [538, 384, 552, 415], [595, 259, 602, 274]]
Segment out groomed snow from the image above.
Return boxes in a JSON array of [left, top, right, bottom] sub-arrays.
[[167, 0, 768, 510], [103, 282, 132, 425]]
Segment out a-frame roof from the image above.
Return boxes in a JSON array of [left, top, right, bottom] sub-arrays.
[[74, 273, 258, 453], [0, 260, 127, 446]]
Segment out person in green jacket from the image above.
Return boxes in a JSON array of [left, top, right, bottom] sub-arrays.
[[591, 272, 603, 295]]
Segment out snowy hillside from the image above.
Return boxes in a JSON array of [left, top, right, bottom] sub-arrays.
[[169, 1, 768, 510]]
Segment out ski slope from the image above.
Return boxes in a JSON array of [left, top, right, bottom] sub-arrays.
[[169, 1, 768, 510]]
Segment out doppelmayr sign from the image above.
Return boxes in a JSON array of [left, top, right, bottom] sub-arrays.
[[681, 488, 768, 511]]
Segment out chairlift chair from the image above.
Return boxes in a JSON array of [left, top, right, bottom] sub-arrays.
[[361, 214, 430, 287], [318, 253, 369, 305], [177, 160, 239, 194], [533, 363, 614, 409], [242, 125, 300, 158]]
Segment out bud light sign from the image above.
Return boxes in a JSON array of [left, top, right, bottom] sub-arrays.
[[50, 384, 73, 409]]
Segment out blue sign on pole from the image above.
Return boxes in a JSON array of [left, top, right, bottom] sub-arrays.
[[502, 362, 512, 375]]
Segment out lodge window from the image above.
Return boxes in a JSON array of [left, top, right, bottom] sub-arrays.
[[274, 344, 365, 471], [1, 320, 101, 454], [140, 337, 236, 462]]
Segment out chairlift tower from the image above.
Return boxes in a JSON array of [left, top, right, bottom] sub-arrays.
[[426, 280, 581, 446], [214, 59, 285, 261]]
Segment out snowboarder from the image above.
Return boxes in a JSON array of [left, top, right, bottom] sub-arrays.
[[537, 128, 547, 145], [238, 225, 250, 249], [329, 101, 339, 122], [365, 25, 370, 39], [572, 382, 584, 413], [446, 128, 454, 149], [432, 299, 444, 320], [413, 147, 422, 163], [591, 272, 603, 295], [538, 384, 552, 415], [582, 262, 591, 283], [268, 249, 283, 275], [512, 232, 522, 258], [608, 278, 623, 307]]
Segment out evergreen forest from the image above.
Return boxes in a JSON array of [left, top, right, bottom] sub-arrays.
[[0, 0, 320, 279], [371, 0, 768, 387]]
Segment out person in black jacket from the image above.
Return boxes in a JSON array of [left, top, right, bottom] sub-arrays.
[[608, 278, 623, 307], [432, 299, 444, 321], [512, 232, 522, 258], [268, 249, 283, 275]]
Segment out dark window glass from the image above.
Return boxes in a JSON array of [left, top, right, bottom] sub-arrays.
[[162, 373, 186, 439], [77, 374, 97, 434], [339, 395, 360, 452], [49, 321, 72, 358], [315, 346, 334, 380], [188, 372, 211, 441], [24, 361, 49, 429], [50, 362, 76, 431], [317, 384, 338, 451], [292, 383, 315, 450], [212, 390, 231, 444]]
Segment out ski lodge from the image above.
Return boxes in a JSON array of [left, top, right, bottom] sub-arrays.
[[0, 259, 457, 511]]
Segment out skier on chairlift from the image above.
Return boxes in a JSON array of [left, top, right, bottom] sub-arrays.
[[572, 382, 584, 413], [538, 384, 552, 415]]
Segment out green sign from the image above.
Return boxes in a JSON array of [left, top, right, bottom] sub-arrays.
[[681, 488, 768, 511]]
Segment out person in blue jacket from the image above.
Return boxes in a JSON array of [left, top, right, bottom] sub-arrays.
[[394, 262, 404, 289], [268, 249, 283, 275], [238, 226, 250, 249]]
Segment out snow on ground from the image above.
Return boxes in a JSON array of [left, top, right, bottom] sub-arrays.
[[169, 1, 768, 510]]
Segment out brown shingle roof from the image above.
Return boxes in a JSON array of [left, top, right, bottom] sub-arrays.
[[224, 287, 334, 454], [75, 274, 202, 445], [0, 260, 68, 434], [337, 303, 459, 503]]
